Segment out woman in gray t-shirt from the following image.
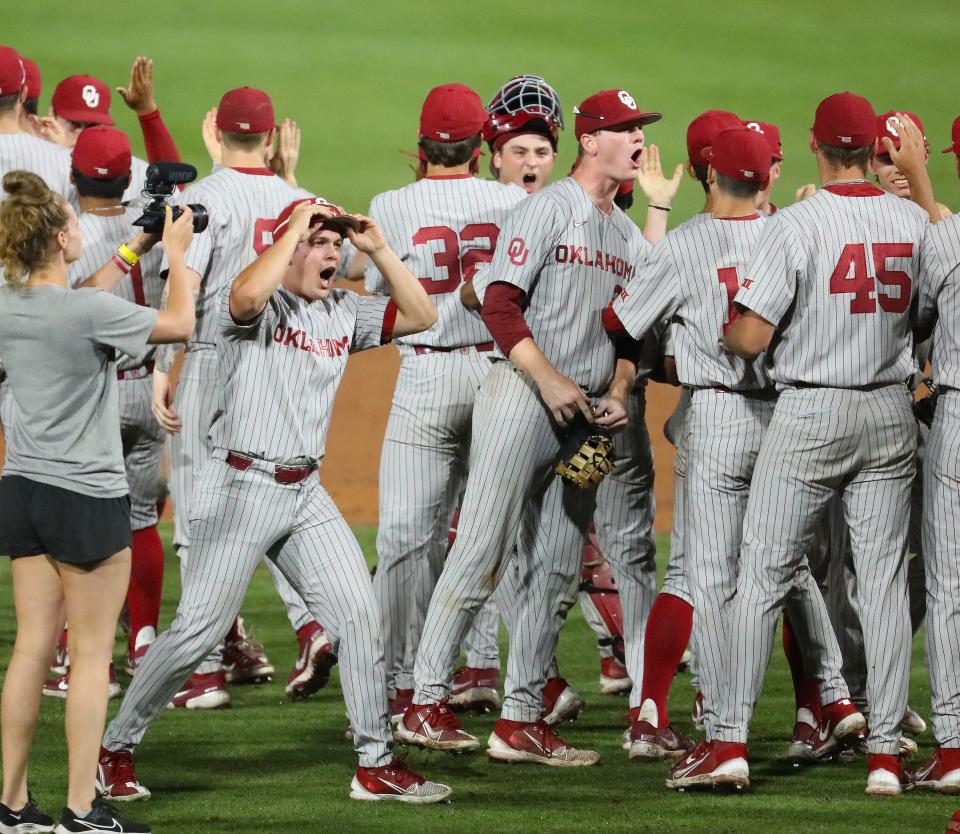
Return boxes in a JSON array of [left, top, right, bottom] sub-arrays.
[[0, 170, 196, 834]]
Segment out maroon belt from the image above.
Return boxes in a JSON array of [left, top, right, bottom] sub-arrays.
[[413, 342, 494, 356], [117, 361, 155, 381], [226, 452, 316, 485]]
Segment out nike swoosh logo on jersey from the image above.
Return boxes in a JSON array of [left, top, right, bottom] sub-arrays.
[[573, 220, 587, 228], [674, 750, 711, 778]]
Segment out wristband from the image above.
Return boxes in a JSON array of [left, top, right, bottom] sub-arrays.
[[112, 254, 132, 274], [116, 243, 141, 267], [649, 204, 671, 212]]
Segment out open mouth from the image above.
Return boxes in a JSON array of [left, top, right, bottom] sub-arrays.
[[318, 266, 336, 287], [522, 173, 538, 191], [630, 149, 643, 168]]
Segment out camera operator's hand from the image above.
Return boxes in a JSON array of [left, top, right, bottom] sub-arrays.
[[202, 107, 222, 166], [117, 56, 157, 117], [268, 119, 301, 186], [162, 205, 195, 257], [130, 229, 162, 256]]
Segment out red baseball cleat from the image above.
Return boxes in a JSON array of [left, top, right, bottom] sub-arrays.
[[168, 671, 231, 709], [666, 740, 749, 791], [542, 676, 585, 725], [946, 810, 960, 834], [97, 747, 151, 801], [449, 666, 499, 712], [285, 621, 337, 700], [43, 664, 121, 700], [389, 688, 413, 724], [350, 758, 452, 804], [599, 657, 632, 695], [813, 697, 866, 758], [866, 753, 911, 796], [628, 720, 693, 762], [913, 748, 960, 795], [51, 627, 69, 676], [487, 719, 599, 767], [222, 617, 274, 684], [396, 701, 480, 752]]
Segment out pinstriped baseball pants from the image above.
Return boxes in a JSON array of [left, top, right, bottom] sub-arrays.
[[119, 376, 166, 531], [413, 361, 595, 721], [923, 390, 960, 748], [103, 456, 392, 767], [684, 389, 849, 738], [716, 385, 915, 754]]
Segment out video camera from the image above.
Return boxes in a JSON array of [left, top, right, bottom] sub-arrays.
[[133, 162, 209, 235]]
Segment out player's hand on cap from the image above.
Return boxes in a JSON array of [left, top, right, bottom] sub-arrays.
[[794, 183, 817, 202], [288, 201, 335, 241], [592, 393, 629, 431], [883, 112, 926, 179], [151, 371, 181, 434], [202, 107, 222, 166], [117, 56, 157, 117], [347, 214, 387, 255], [162, 205, 194, 256], [34, 114, 69, 147], [635, 144, 683, 207], [268, 119, 301, 186], [537, 369, 594, 428]]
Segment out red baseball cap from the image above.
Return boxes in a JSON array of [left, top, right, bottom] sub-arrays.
[[574, 90, 661, 139], [875, 111, 926, 152], [743, 119, 783, 161], [0, 46, 25, 96], [71, 126, 131, 179], [216, 87, 275, 134], [21, 56, 40, 100], [943, 115, 960, 156], [686, 110, 742, 167], [273, 197, 361, 244], [419, 84, 487, 141], [703, 127, 772, 188], [812, 92, 876, 148], [52, 75, 113, 125]]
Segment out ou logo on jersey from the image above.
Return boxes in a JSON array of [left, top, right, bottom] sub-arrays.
[[617, 91, 637, 110], [82, 84, 100, 109], [508, 237, 528, 266]]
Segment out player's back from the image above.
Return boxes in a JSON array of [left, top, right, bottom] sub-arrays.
[[748, 183, 928, 387], [179, 167, 311, 347], [365, 175, 525, 348], [0, 133, 72, 199], [69, 207, 164, 370]]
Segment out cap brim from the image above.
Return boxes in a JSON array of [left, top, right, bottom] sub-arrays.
[[57, 108, 114, 126], [611, 112, 663, 131]]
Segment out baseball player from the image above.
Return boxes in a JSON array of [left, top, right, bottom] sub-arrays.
[[398, 88, 656, 766], [609, 127, 860, 780], [365, 82, 527, 721], [711, 93, 928, 796], [98, 197, 452, 805], [19, 54, 40, 129], [149, 86, 331, 707]]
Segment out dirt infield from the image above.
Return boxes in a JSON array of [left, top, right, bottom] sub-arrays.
[[0, 349, 680, 534]]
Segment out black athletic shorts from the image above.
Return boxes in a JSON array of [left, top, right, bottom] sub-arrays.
[[0, 475, 132, 565]]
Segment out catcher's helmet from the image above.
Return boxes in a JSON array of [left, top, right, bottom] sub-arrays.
[[484, 75, 563, 148]]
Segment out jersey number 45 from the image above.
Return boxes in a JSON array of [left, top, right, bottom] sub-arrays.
[[413, 224, 500, 295], [829, 242, 913, 314]]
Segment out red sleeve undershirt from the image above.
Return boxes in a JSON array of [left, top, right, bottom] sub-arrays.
[[602, 302, 626, 337], [481, 282, 532, 357], [602, 302, 642, 365], [380, 300, 398, 345], [138, 109, 181, 164]]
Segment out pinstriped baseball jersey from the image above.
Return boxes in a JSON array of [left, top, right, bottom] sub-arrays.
[[0, 132, 72, 198], [211, 286, 390, 464], [614, 214, 770, 391], [364, 175, 525, 347], [67, 207, 164, 371], [486, 177, 650, 395], [163, 168, 312, 348], [734, 184, 928, 387], [916, 214, 960, 390]]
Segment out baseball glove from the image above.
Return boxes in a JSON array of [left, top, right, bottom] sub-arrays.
[[913, 378, 939, 429], [555, 418, 615, 489]]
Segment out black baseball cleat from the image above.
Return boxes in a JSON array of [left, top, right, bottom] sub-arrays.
[[0, 797, 55, 833], [54, 800, 150, 833]]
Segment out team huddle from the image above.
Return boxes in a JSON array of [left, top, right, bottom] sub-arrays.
[[1, 39, 960, 834]]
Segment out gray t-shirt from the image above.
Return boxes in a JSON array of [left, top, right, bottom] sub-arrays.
[[0, 283, 158, 497]]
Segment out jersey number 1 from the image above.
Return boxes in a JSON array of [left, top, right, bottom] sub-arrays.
[[828, 242, 913, 314], [412, 224, 500, 295]]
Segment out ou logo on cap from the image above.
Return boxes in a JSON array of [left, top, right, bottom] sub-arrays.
[[618, 90, 637, 110], [885, 115, 902, 138], [82, 84, 100, 109], [746, 121, 765, 135]]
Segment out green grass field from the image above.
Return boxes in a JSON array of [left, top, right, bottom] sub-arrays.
[[0, 525, 954, 834]]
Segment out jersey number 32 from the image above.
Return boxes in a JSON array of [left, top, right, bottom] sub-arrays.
[[413, 224, 500, 295]]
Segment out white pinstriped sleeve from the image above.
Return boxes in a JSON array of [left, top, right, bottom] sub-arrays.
[[734, 215, 803, 326], [915, 217, 959, 333], [216, 285, 274, 340], [612, 238, 680, 342], [351, 294, 391, 352], [486, 194, 563, 294]]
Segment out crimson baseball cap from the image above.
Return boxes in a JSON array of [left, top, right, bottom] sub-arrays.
[[21, 56, 40, 100], [419, 84, 487, 141], [72, 126, 132, 179], [52, 75, 113, 125], [486, 114, 559, 152], [743, 119, 783, 161], [812, 92, 876, 148], [703, 127, 772, 188], [216, 87, 275, 134], [0, 46, 25, 96], [943, 116, 960, 156], [574, 89, 661, 139], [686, 110, 742, 167], [875, 111, 926, 152], [273, 197, 361, 243]]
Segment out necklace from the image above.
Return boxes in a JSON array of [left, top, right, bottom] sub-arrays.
[[822, 178, 869, 187], [82, 204, 127, 215]]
